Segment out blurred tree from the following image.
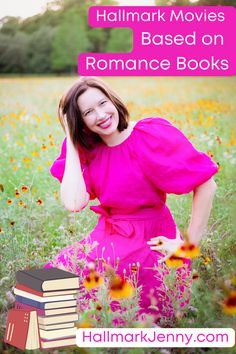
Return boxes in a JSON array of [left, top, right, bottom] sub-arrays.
[[106, 28, 133, 52], [0, 32, 29, 73], [28, 26, 56, 73], [51, 9, 91, 72], [0, 17, 21, 36]]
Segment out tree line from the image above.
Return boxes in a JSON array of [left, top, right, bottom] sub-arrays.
[[0, 0, 132, 74], [0, 0, 233, 74]]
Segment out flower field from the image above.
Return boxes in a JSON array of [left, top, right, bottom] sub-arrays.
[[0, 76, 235, 354]]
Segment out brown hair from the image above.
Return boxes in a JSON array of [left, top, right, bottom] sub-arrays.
[[59, 77, 130, 150]]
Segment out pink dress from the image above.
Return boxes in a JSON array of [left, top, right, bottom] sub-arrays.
[[45, 118, 218, 320]]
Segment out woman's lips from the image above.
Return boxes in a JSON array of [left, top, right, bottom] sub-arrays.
[[98, 116, 112, 129]]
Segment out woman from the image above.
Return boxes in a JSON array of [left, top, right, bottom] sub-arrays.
[[45, 76, 218, 321]]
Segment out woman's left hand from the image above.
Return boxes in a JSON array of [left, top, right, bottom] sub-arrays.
[[147, 228, 184, 260]]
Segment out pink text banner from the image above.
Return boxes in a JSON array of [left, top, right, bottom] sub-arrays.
[[78, 6, 236, 76]]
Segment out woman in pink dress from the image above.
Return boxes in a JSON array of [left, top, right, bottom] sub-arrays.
[[45, 77, 218, 321]]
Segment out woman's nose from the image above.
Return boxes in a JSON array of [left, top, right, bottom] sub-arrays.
[[96, 107, 106, 119]]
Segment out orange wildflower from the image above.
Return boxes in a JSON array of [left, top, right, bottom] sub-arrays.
[[222, 292, 236, 315], [109, 276, 134, 300], [36, 199, 43, 205], [0, 227, 4, 233], [21, 185, 29, 193], [7, 199, 13, 205], [83, 270, 104, 290], [165, 254, 185, 268], [41, 144, 47, 150], [175, 242, 200, 259], [15, 189, 20, 198]]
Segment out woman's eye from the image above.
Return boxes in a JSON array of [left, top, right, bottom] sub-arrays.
[[100, 100, 107, 105], [84, 110, 92, 116]]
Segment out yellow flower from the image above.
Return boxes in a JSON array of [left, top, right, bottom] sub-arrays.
[[175, 242, 200, 259], [32, 151, 40, 157], [23, 157, 32, 163], [0, 227, 4, 233], [41, 144, 47, 150], [76, 320, 93, 328], [202, 255, 211, 265], [109, 276, 134, 300], [18, 200, 25, 207], [222, 292, 236, 315], [83, 270, 104, 290], [165, 254, 185, 268]]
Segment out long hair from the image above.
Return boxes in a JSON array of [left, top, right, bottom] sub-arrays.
[[59, 77, 130, 150]]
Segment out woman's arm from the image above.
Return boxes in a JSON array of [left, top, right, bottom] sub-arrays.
[[188, 177, 217, 245], [60, 118, 90, 212], [147, 177, 217, 256]]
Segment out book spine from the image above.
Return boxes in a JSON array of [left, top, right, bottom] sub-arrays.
[[16, 271, 43, 292], [15, 301, 45, 316], [15, 295, 45, 309]]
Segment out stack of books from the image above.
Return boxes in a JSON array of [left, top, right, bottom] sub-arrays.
[[12, 268, 79, 349]]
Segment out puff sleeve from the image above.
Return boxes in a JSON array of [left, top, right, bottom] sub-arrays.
[[135, 118, 218, 194], [50, 138, 96, 200]]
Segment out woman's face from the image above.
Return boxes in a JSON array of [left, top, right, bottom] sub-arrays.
[[78, 87, 119, 138]]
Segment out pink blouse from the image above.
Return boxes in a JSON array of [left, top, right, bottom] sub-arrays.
[[50, 118, 218, 214]]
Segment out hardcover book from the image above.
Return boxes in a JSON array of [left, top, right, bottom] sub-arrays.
[[40, 337, 76, 349], [15, 295, 77, 309], [40, 327, 76, 340], [38, 313, 78, 325], [14, 288, 77, 302], [15, 282, 78, 297], [39, 322, 75, 331], [4, 309, 40, 350], [15, 301, 77, 316], [16, 267, 79, 292]]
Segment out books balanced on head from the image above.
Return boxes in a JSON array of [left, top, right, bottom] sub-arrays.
[[5, 267, 79, 350]]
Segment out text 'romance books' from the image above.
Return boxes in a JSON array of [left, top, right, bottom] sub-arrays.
[[5, 267, 80, 350]]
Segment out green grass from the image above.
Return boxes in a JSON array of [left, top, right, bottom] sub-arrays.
[[0, 76, 235, 354]]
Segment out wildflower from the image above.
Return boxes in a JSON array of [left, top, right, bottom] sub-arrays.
[[0, 228, 4, 233], [175, 242, 200, 259], [0, 184, 4, 192], [7, 199, 13, 205], [109, 276, 134, 300], [83, 270, 104, 290], [15, 189, 20, 198], [207, 150, 214, 158], [18, 200, 25, 207], [21, 185, 29, 193], [9, 221, 15, 227], [222, 292, 236, 315], [41, 144, 47, 150], [165, 254, 185, 268], [131, 263, 138, 273], [96, 303, 102, 311], [23, 157, 32, 163], [32, 151, 40, 157], [76, 320, 93, 328], [36, 199, 43, 205], [202, 255, 211, 265], [192, 271, 200, 281]]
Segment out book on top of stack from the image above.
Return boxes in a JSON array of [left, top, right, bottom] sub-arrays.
[[10, 267, 80, 350]]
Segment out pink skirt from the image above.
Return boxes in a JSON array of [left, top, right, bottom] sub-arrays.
[[45, 204, 191, 322]]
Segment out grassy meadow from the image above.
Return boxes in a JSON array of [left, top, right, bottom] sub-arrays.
[[0, 76, 235, 354]]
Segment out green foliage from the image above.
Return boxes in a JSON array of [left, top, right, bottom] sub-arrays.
[[51, 9, 91, 72], [28, 26, 56, 73], [106, 28, 133, 53]]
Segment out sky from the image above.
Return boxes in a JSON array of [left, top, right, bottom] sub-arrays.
[[0, 0, 156, 19]]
